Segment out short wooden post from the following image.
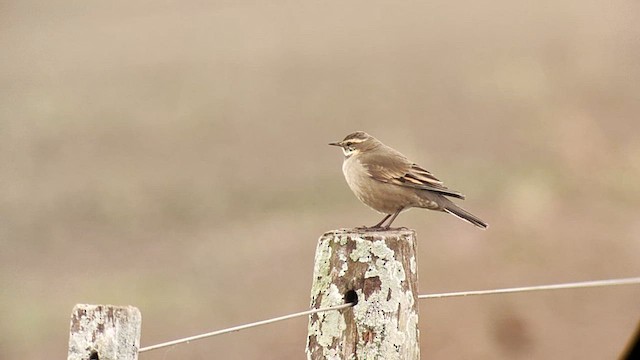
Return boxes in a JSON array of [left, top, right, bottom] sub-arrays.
[[68, 304, 141, 360], [306, 229, 420, 360]]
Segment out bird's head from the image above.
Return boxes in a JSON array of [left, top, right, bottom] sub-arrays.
[[329, 131, 379, 157]]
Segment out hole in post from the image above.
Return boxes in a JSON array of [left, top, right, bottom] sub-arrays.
[[89, 350, 99, 360], [344, 289, 358, 306]]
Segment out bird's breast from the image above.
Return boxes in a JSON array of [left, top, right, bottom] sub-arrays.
[[342, 157, 366, 192], [342, 157, 417, 214]]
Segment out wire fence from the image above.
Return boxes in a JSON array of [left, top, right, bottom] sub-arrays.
[[138, 276, 640, 354], [138, 303, 353, 353], [418, 277, 640, 299]]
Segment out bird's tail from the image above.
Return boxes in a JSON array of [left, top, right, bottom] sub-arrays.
[[443, 203, 488, 229]]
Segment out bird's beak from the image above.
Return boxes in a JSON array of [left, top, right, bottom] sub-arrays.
[[328, 141, 342, 147]]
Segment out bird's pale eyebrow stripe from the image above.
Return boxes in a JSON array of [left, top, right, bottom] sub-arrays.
[[345, 137, 366, 143]]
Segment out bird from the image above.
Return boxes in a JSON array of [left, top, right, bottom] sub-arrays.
[[329, 131, 488, 230]]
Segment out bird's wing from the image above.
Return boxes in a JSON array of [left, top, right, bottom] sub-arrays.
[[361, 148, 466, 200]]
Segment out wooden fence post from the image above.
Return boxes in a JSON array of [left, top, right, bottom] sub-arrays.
[[67, 304, 141, 360], [306, 229, 420, 360]]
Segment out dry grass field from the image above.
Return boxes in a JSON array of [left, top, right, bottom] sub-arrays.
[[2, 1, 639, 359]]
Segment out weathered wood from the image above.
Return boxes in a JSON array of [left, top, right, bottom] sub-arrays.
[[68, 304, 141, 360], [306, 228, 420, 360]]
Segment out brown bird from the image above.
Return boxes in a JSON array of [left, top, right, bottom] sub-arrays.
[[329, 131, 488, 229]]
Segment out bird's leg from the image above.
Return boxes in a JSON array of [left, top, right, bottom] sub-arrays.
[[382, 208, 403, 229], [368, 214, 392, 229]]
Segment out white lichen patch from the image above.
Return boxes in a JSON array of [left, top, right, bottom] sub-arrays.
[[402, 310, 420, 359], [370, 239, 395, 260], [364, 254, 405, 288], [349, 236, 372, 262], [338, 252, 348, 276], [324, 349, 341, 360], [404, 290, 415, 307], [310, 237, 333, 299], [313, 238, 332, 277], [410, 256, 416, 274], [314, 284, 347, 348], [325, 283, 343, 304]]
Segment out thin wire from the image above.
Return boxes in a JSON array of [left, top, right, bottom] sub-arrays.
[[138, 302, 353, 353], [418, 277, 640, 299], [138, 277, 640, 354]]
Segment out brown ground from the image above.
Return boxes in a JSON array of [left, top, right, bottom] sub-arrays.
[[1, 1, 639, 359]]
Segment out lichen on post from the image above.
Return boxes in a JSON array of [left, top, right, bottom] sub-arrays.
[[67, 304, 141, 360], [306, 228, 420, 360]]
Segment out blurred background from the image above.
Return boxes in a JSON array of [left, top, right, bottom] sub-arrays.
[[2, 0, 639, 359]]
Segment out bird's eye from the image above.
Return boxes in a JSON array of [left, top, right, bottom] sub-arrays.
[[344, 142, 352, 147]]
